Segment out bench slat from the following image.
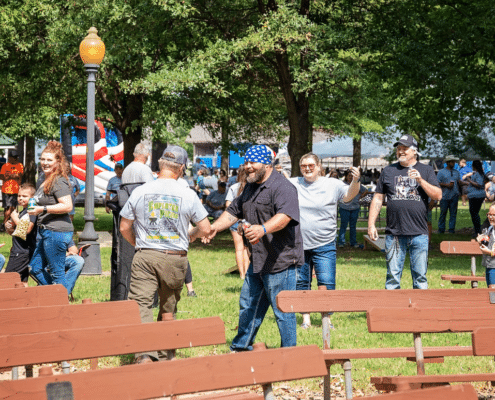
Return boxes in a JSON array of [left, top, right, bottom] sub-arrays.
[[372, 373, 495, 387], [441, 275, 485, 282], [440, 241, 482, 255], [276, 288, 495, 313], [472, 327, 495, 356], [0, 285, 68, 309], [362, 384, 477, 400], [0, 301, 141, 336], [323, 346, 473, 360], [367, 306, 495, 333], [0, 272, 21, 288], [0, 346, 327, 400], [0, 316, 226, 368]]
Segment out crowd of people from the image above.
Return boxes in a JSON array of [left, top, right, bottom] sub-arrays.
[[2, 136, 495, 363]]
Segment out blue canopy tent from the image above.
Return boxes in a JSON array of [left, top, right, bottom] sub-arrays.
[[312, 137, 393, 160]]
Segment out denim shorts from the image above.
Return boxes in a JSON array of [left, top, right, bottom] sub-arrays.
[[230, 221, 240, 232]]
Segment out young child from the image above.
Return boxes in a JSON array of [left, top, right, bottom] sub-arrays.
[[477, 203, 495, 288], [4, 183, 37, 282]]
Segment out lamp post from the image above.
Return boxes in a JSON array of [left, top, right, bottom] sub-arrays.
[[78, 27, 105, 274]]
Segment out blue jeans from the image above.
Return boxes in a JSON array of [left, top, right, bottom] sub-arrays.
[[65, 255, 84, 294], [230, 264, 297, 351], [385, 234, 429, 290], [29, 228, 73, 293], [0, 254, 5, 272], [296, 241, 336, 291], [338, 208, 360, 246], [486, 268, 495, 287], [438, 196, 459, 233]]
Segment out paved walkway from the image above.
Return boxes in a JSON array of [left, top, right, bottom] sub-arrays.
[[74, 231, 113, 248]]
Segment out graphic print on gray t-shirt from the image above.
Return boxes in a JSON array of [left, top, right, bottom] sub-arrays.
[[391, 175, 420, 201], [144, 194, 182, 244]]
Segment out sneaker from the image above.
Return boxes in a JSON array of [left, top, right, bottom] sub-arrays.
[[300, 322, 311, 329], [338, 243, 344, 248], [187, 290, 197, 297]]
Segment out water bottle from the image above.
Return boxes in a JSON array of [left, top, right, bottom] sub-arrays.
[[241, 219, 259, 245], [28, 198, 37, 212]]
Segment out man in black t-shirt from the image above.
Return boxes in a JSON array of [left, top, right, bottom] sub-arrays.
[[368, 135, 442, 289]]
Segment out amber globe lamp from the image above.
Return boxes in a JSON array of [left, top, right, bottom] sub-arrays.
[[79, 27, 105, 65], [78, 27, 104, 275]]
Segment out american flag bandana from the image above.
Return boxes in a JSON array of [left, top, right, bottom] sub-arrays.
[[245, 145, 276, 165]]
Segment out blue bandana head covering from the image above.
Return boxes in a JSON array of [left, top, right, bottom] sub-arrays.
[[244, 145, 275, 165]]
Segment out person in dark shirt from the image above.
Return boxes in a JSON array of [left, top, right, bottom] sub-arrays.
[[203, 145, 303, 351], [4, 183, 37, 282], [368, 134, 441, 290]]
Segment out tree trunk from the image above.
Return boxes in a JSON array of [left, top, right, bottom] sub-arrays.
[[220, 119, 230, 173], [274, 51, 311, 177], [24, 135, 37, 185], [122, 126, 142, 167], [352, 136, 362, 168]]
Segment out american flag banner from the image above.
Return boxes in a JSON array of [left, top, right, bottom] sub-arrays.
[[60, 114, 124, 195]]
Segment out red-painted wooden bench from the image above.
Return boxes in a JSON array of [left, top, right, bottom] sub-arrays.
[[276, 287, 495, 399], [440, 240, 485, 287], [0, 272, 21, 288], [360, 384, 476, 400], [0, 344, 326, 400], [0, 284, 69, 309], [367, 305, 495, 391]]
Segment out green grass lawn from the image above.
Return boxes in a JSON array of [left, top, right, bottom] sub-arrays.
[[4, 203, 495, 395]]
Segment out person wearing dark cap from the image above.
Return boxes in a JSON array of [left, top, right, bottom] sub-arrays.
[[368, 134, 441, 290], [204, 181, 227, 219], [120, 144, 211, 364], [437, 155, 461, 234], [0, 149, 24, 232]]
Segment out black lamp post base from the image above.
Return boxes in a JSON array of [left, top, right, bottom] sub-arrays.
[[78, 241, 102, 275]]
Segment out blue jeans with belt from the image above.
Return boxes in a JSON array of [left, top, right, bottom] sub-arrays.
[[296, 241, 336, 291], [230, 264, 297, 351], [29, 228, 73, 293], [385, 234, 429, 290]]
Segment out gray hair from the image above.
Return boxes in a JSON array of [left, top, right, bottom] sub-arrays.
[[158, 158, 183, 174], [133, 143, 150, 157]]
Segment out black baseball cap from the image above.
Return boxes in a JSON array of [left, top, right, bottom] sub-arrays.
[[393, 134, 421, 156], [9, 150, 19, 158]]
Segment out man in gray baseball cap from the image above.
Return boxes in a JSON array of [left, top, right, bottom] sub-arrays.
[[120, 143, 211, 364]]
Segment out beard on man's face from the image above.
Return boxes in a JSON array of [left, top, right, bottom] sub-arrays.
[[247, 164, 267, 183]]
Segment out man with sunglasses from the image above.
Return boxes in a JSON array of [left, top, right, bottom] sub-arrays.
[[204, 144, 303, 351]]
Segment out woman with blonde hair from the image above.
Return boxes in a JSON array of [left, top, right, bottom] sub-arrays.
[[225, 165, 249, 278], [290, 153, 360, 328], [29, 141, 74, 292]]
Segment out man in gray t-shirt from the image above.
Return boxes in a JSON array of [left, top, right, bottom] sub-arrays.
[[121, 143, 154, 184], [120, 145, 211, 364]]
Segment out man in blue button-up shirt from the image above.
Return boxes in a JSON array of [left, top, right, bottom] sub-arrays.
[[437, 155, 462, 234]]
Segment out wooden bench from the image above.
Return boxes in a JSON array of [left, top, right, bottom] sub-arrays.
[[360, 384, 477, 400], [0, 272, 21, 288], [0, 284, 69, 309], [367, 305, 495, 391], [440, 241, 485, 288], [0, 344, 327, 400], [276, 287, 495, 399]]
